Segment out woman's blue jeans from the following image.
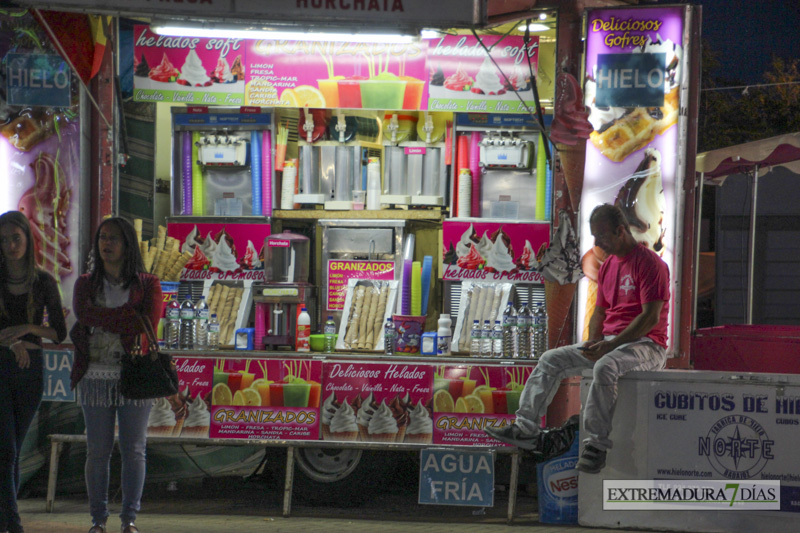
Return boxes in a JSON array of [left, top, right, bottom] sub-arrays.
[[81, 398, 153, 525]]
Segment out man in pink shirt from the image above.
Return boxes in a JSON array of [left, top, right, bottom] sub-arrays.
[[485, 204, 670, 473]]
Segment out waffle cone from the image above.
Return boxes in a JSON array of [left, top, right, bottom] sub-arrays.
[[330, 431, 358, 441], [394, 426, 407, 443], [404, 432, 432, 444], [370, 432, 398, 443], [172, 419, 185, 437], [556, 141, 586, 212], [545, 280, 577, 348], [321, 423, 332, 440], [147, 425, 176, 437], [582, 280, 598, 342], [181, 425, 209, 438], [357, 424, 369, 441]]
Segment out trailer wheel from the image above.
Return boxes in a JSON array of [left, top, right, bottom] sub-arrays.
[[295, 447, 363, 483]]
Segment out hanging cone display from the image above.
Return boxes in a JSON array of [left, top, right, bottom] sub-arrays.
[[556, 140, 587, 212], [545, 280, 577, 349]]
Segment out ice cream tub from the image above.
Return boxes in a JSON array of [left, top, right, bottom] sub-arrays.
[[536, 431, 579, 524], [392, 315, 426, 354]]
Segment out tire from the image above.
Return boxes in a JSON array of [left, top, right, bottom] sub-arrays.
[[291, 448, 399, 505]]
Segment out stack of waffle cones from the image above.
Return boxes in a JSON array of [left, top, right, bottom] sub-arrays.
[[545, 280, 577, 349], [556, 140, 586, 213]]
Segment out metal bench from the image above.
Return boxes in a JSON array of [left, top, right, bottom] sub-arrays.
[[47, 434, 523, 521]]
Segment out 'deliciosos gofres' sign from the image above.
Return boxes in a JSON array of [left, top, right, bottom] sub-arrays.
[[419, 449, 494, 506]]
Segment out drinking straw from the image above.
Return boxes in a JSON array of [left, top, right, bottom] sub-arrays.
[[545, 141, 553, 221], [469, 131, 481, 217], [454, 134, 469, 217], [411, 261, 422, 316], [191, 132, 203, 215], [536, 133, 546, 221], [181, 132, 192, 215], [401, 259, 412, 315], [254, 302, 266, 350], [262, 129, 273, 216], [444, 120, 453, 166], [251, 130, 262, 216], [420, 255, 432, 315]]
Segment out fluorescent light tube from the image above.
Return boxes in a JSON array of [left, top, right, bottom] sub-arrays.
[[151, 25, 416, 44]]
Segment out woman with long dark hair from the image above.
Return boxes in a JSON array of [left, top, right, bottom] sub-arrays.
[[0, 211, 67, 533], [70, 217, 162, 533]]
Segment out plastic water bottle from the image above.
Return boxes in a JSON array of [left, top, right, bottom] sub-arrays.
[[533, 304, 548, 358], [195, 296, 209, 348], [179, 297, 196, 350], [207, 313, 220, 350], [384, 318, 396, 355], [166, 298, 181, 350], [469, 320, 482, 358], [501, 301, 518, 358], [323, 315, 336, 353], [480, 320, 492, 357], [491, 320, 503, 358], [517, 303, 531, 358]]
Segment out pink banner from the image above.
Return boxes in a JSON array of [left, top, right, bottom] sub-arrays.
[[442, 220, 550, 283], [427, 35, 539, 113], [432, 364, 534, 447], [321, 361, 433, 444], [246, 40, 428, 109], [327, 260, 395, 311], [133, 25, 246, 104], [209, 358, 322, 440], [167, 221, 269, 281]]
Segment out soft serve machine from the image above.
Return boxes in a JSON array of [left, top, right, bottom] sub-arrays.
[[252, 231, 317, 350], [381, 111, 448, 206], [293, 109, 382, 210]]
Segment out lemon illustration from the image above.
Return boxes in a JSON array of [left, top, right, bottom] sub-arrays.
[[232, 390, 247, 406], [455, 397, 468, 413], [433, 389, 454, 413], [293, 85, 326, 108], [212, 383, 232, 406], [464, 394, 485, 413], [280, 88, 298, 107], [243, 388, 262, 406]]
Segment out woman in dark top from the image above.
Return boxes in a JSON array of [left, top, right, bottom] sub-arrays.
[[0, 211, 67, 533]]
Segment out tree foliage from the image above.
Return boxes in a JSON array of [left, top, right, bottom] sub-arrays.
[[699, 41, 800, 152]]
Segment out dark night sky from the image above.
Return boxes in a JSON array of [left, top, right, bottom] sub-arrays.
[[663, 0, 800, 84]]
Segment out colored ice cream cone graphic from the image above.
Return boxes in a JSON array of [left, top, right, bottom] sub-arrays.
[[545, 280, 577, 348], [582, 279, 598, 342], [556, 140, 587, 212]]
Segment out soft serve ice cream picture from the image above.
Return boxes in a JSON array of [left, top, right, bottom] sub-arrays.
[[443, 221, 550, 282], [133, 25, 244, 104], [167, 223, 267, 280], [321, 362, 433, 444]]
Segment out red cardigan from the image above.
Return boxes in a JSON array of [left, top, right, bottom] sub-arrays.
[[70, 273, 163, 389]]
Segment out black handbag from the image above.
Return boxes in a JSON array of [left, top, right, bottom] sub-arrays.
[[119, 313, 179, 400]]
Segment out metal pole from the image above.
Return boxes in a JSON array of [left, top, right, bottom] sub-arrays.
[[692, 172, 705, 330], [746, 165, 759, 324]]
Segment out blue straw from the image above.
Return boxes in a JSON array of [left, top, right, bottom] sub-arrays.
[[251, 131, 262, 216], [421, 255, 433, 315]]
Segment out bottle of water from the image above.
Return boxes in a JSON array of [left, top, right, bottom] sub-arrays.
[[491, 320, 503, 358], [166, 298, 181, 350], [179, 297, 196, 350], [501, 301, 518, 358], [533, 304, 548, 358], [384, 318, 396, 355], [480, 320, 492, 357], [469, 320, 482, 358], [517, 303, 531, 358], [207, 313, 220, 350], [195, 295, 209, 348], [323, 315, 336, 353]]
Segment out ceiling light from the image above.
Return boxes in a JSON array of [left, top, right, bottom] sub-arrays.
[[151, 24, 416, 44], [420, 29, 441, 39], [538, 13, 548, 21], [517, 23, 550, 33]]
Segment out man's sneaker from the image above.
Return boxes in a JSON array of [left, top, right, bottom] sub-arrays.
[[484, 424, 540, 450], [576, 444, 607, 474]]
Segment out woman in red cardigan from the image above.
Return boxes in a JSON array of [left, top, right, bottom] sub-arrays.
[[70, 218, 162, 533]]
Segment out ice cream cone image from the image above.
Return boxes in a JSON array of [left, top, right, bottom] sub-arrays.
[[556, 140, 587, 212], [357, 424, 369, 441], [395, 426, 407, 443], [321, 423, 332, 440], [545, 280, 577, 348], [330, 430, 358, 441], [172, 418, 185, 437]]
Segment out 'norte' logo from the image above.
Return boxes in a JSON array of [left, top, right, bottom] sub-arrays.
[[698, 415, 774, 479]]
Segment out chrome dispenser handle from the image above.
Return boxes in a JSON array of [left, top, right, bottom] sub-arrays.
[[387, 114, 400, 144], [303, 111, 315, 144]]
